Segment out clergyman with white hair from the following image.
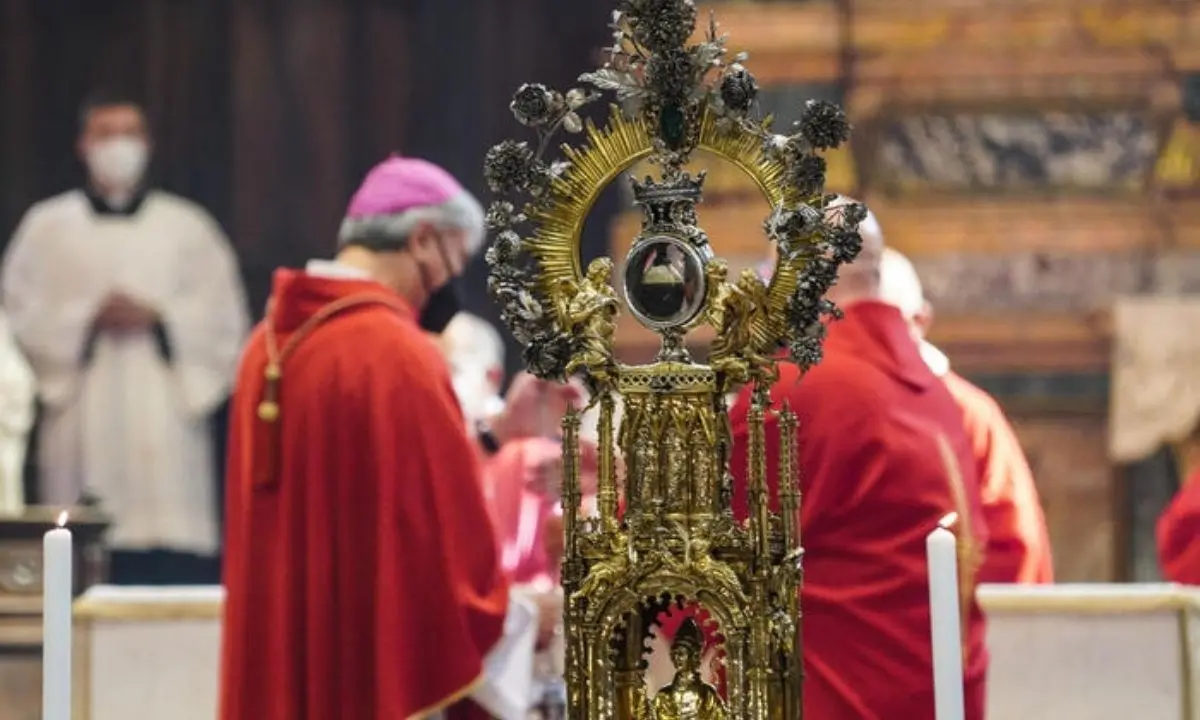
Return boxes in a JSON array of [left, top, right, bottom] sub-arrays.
[[880, 247, 1054, 585], [442, 312, 507, 427], [221, 156, 577, 720], [723, 198, 990, 719]]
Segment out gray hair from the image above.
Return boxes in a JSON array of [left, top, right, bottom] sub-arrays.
[[337, 190, 485, 255]]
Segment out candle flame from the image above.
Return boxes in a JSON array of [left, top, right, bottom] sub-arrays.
[[938, 512, 958, 532], [56, 511, 69, 528]]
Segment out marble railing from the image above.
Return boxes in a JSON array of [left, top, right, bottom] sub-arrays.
[[17, 582, 1193, 720]]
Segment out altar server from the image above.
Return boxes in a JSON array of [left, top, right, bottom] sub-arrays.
[[881, 247, 1054, 585], [2, 91, 248, 582], [727, 202, 989, 720], [1158, 467, 1200, 584], [220, 156, 574, 720], [0, 310, 34, 515]]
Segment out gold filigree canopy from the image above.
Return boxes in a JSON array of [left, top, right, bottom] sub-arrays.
[[482, 2, 867, 719]]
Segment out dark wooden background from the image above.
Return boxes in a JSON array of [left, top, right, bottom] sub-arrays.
[[0, 0, 618, 379]]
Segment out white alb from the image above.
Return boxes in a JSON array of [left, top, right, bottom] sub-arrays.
[[2, 190, 250, 554]]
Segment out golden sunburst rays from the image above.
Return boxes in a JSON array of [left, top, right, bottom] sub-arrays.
[[527, 105, 654, 298], [525, 102, 804, 351]]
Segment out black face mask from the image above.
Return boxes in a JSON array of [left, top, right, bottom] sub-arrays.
[[419, 279, 461, 333], [418, 240, 462, 333]]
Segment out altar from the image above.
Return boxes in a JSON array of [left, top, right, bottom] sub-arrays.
[[72, 586, 222, 720], [57, 583, 1200, 720], [980, 584, 1200, 720]]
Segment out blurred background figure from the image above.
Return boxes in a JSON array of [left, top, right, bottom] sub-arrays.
[[1, 90, 250, 584], [441, 311, 597, 589], [441, 309, 607, 719], [880, 247, 1054, 585], [442, 312, 507, 427], [1157, 465, 1200, 585], [0, 309, 34, 515], [726, 203, 989, 719]]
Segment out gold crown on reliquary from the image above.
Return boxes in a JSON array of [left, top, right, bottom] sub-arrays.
[[482, 2, 867, 718]]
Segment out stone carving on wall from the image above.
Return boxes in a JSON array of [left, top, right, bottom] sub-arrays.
[[875, 112, 1159, 194], [909, 251, 1200, 313], [913, 252, 1155, 313]]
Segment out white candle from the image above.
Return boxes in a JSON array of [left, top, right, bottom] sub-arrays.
[[43, 511, 72, 720], [927, 516, 964, 720]]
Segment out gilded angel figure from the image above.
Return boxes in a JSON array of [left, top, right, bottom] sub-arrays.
[[686, 536, 742, 597], [556, 257, 620, 381], [706, 263, 772, 382], [577, 529, 631, 596]]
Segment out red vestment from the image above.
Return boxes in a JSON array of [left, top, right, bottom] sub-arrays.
[[220, 270, 509, 720], [943, 371, 1054, 584], [1158, 467, 1200, 585], [728, 301, 990, 720]]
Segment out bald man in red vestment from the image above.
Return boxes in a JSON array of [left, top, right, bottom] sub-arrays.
[[724, 203, 990, 719], [220, 157, 570, 720], [881, 248, 1054, 585], [1158, 466, 1200, 584]]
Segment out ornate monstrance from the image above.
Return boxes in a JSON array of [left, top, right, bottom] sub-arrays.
[[483, 3, 866, 719]]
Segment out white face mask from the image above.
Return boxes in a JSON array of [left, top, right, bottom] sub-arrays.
[[86, 136, 149, 192]]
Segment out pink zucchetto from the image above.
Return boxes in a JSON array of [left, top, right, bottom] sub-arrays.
[[338, 155, 485, 253], [345, 156, 463, 218]]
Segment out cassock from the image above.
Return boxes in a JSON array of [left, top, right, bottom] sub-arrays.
[[2, 189, 248, 553], [220, 265, 515, 720], [1157, 467, 1200, 585], [923, 343, 1054, 584], [0, 310, 35, 515], [728, 301, 990, 720]]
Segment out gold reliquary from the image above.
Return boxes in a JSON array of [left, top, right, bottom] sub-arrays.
[[483, 3, 867, 718]]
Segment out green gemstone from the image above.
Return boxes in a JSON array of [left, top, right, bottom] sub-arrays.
[[659, 103, 686, 150]]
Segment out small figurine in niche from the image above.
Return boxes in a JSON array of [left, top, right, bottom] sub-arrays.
[[650, 617, 727, 720]]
